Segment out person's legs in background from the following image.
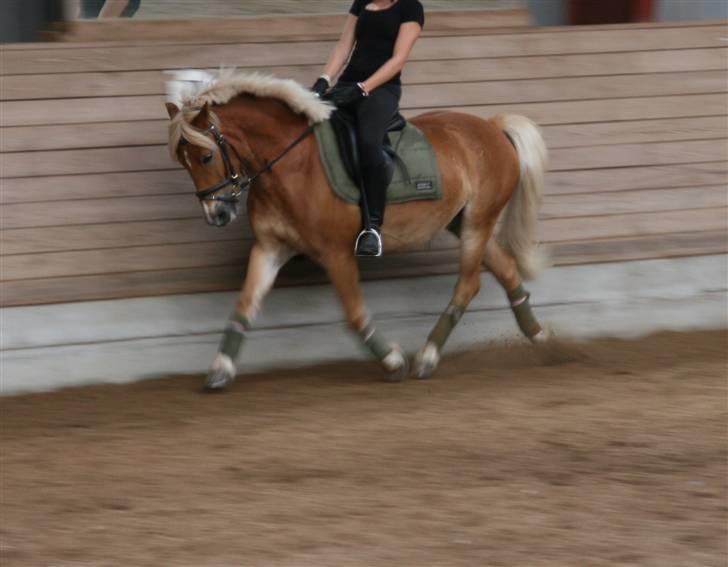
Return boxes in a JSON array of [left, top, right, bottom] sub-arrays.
[[98, 0, 140, 17]]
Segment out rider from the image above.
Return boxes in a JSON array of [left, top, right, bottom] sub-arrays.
[[312, 0, 424, 256]]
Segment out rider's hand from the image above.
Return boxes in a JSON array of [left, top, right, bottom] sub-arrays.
[[323, 82, 368, 108], [311, 76, 330, 98]]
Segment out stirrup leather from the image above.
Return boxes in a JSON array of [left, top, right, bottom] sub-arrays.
[[354, 228, 383, 257]]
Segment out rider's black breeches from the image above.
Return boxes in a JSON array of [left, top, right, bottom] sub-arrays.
[[351, 83, 401, 229]]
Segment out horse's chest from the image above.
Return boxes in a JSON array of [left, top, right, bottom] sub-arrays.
[[250, 208, 301, 246]]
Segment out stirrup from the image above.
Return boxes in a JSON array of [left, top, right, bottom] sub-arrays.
[[354, 228, 383, 257]]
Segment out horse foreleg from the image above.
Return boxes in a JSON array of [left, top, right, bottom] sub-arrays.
[[482, 239, 548, 343], [324, 253, 409, 381], [413, 226, 492, 379], [206, 242, 293, 391]]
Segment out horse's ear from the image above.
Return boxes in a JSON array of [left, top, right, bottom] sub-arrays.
[[198, 102, 210, 121], [165, 102, 180, 119]]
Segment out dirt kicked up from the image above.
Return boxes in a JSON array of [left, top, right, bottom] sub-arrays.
[[1, 330, 726, 567]]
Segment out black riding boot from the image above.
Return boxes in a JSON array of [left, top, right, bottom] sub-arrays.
[[355, 153, 393, 257]]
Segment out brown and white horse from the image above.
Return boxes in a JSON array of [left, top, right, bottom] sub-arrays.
[[166, 72, 549, 390]]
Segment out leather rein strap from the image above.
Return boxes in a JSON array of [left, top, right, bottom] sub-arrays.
[[194, 122, 315, 204]]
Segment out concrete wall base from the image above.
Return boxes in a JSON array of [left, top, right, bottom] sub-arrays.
[[2, 255, 726, 395]]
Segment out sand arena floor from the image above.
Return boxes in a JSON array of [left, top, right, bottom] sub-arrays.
[[1, 330, 726, 566]]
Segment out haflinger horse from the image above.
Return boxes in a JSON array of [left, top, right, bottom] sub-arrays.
[[166, 71, 549, 390]]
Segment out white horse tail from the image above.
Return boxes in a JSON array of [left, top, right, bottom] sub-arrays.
[[494, 113, 549, 280]]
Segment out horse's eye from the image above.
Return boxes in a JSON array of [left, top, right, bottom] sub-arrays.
[[201, 152, 214, 165]]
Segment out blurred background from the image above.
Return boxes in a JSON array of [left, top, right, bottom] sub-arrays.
[[3, 0, 728, 40]]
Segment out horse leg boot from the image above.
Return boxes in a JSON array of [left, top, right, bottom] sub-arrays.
[[413, 227, 491, 379], [324, 253, 409, 381], [482, 239, 549, 343], [206, 243, 293, 391]]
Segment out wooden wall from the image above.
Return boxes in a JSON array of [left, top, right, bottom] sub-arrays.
[[1, 15, 726, 307]]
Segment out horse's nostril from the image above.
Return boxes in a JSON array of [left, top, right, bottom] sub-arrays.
[[215, 209, 231, 226]]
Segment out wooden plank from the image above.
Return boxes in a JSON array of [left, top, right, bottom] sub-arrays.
[[1, 70, 167, 101], [541, 186, 727, 219], [547, 161, 728, 195], [5, 137, 723, 179], [7, 206, 728, 280], [3, 160, 726, 207], [0, 264, 247, 307], [431, 207, 728, 251], [5, 114, 726, 154], [2, 230, 725, 307], [2, 92, 724, 128], [0, 95, 167, 127], [360, 229, 728, 274], [1, 219, 243, 256], [410, 94, 728, 126], [5, 48, 726, 101], [400, 71, 728, 109], [549, 139, 726, 171], [0, 120, 169, 153], [0, 240, 253, 281], [5, 70, 726, 128], [0, 170, 190, 204], [2, 145, 173, 177], [541, 116, 728, 150], [6, 20, 719, 50], [549, 230, 728, 266], [4, 200, 726, 261], [3, 25, 725, 75], [3, 183, 724, 233], [0, 195, 200, 230], [53, 10, 531, 43], [541, 208, 728, 243]]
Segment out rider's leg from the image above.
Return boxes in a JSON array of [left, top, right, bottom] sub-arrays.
[[354, 83, 401, 256]]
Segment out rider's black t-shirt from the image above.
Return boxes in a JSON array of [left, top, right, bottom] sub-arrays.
[[339, 0, 425, 86]]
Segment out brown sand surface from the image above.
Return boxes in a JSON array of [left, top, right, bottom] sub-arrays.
[[1, 330, 726, 566]]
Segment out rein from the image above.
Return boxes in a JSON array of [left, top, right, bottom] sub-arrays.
[[193, 122, 315, 204]]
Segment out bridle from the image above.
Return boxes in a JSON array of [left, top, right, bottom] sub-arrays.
[[191, 122, 315, 204]]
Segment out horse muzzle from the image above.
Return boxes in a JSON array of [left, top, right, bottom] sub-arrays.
[[203, 201, 238, 227]]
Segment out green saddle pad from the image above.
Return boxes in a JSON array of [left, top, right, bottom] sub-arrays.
[[314, 119, 443, 205]]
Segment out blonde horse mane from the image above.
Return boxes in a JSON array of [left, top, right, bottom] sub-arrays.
[[168, 70, 334, 161]]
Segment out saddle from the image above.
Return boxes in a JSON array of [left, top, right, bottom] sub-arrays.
[[314, 113, 442, 206], [328, 109, 407, 191]]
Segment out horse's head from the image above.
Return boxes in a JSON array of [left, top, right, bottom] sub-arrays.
[[166, 102, 243, 228]]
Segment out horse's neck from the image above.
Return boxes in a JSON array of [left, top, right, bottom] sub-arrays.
[[221, 97, 311, 203], [223, 97, 307, 162]]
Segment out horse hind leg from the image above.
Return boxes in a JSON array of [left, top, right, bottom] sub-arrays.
[[482, 238, 548, 343], [412, 217, 493, 379]]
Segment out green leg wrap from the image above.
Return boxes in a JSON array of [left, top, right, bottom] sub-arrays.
[[507, 284, 542, 339], [428, 303, 466, 350], [358, 321, 392, 361], [219, 313, 251, 360]]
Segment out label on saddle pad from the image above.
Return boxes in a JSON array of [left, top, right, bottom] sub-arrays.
[[314, 119, 443, 205]]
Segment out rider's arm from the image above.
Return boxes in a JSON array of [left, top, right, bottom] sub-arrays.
[[320, 15, 358, 83], [360, 21, 422, 94]]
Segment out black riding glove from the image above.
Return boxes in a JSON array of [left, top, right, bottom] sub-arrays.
[[323, 83, 368, 108], [311, 77, 330, 98]]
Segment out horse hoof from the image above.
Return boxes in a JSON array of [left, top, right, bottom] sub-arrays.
[[530, 326, 554, 345], [204, 354, 236, 391], [382, 346, 409, 382], [412, 342, 440, 379]]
